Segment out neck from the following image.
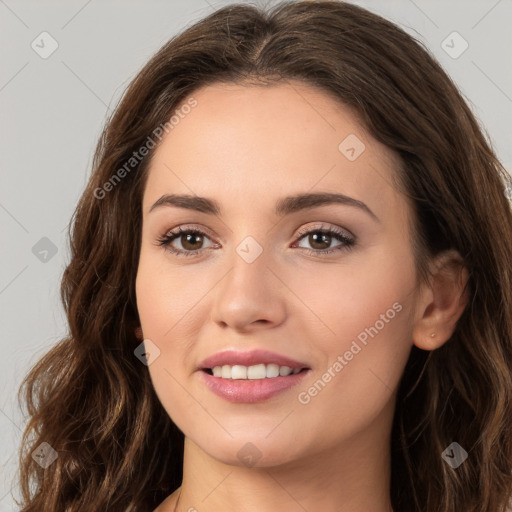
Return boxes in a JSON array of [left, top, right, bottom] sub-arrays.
[[172, 404, 395, 512]]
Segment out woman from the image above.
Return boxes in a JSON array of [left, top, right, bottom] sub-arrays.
[[18, 1, 512, 511]]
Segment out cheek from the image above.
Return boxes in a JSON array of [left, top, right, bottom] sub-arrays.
[[291, 243, 416, 350], [135, 248, 203, 339], [289, 247, 416, 425], [135, 254, 200, 429], [135, 250, 210, 396]]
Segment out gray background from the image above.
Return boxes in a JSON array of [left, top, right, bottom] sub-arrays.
[[1, 0, 511, 509]]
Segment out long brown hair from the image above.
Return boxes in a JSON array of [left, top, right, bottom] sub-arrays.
[[17, 1, 512, 510]]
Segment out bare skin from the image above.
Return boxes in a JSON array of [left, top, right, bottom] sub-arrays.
[[136, 81, 468, 512]]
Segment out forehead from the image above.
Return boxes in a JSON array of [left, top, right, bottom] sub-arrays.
[[142, 81, 404, 221]]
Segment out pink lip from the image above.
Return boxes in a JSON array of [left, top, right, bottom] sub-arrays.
[[198, 368, 311, 403], [198, 349, 309, 370]]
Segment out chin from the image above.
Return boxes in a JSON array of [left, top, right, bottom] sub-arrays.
[[190, 431, 305, 468]]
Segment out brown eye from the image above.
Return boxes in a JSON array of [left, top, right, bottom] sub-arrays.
[[306, 232, 334, 250], [180, 232, 204, 250], [294, 225, 355, 256], [156, 227, 215, 257]]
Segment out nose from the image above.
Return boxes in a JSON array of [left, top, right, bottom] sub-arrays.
[[210, 240, 287, 333]]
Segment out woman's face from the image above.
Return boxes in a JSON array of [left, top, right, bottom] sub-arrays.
[[136, 81, 424, 467]]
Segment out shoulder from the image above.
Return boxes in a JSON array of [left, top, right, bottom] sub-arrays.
[[153, 487, 181, 512]]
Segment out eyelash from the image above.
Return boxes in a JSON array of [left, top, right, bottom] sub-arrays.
[[155, 224, 356, 258], [157, 226, 356, 257]]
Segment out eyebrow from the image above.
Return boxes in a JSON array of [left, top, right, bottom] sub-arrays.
[[149, 192, 379, 222]]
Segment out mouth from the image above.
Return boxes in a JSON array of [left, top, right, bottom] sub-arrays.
[[197, 349, 311, 402]]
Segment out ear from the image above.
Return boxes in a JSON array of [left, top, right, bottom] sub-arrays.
[[412, 249, 470, 351]]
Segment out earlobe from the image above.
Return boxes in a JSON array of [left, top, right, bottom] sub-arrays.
[[412, 250, 470, 351]]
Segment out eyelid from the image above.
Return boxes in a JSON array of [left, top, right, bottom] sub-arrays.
[[295, 222, 355, 240], [161, 221, 353, 242], [156, 221, 356, 258], [164, 221, 356, 237], [163, 223, 217, 239]]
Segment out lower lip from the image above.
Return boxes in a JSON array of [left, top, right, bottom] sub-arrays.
[[198, 369, 311, 403]]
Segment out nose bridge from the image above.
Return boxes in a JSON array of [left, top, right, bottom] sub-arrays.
[[227, 232, 273, 298], [211, 232, 286, 329]]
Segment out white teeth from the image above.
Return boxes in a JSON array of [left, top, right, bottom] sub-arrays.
[[247, 364, 267, 379], [266, 363, 280, 378], [279, 365, 292, 376], [231, 365, 247, 379], [210, 363, 304, 380]]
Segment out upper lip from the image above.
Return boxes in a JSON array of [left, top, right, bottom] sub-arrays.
[[199, 349, 310, 370]]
